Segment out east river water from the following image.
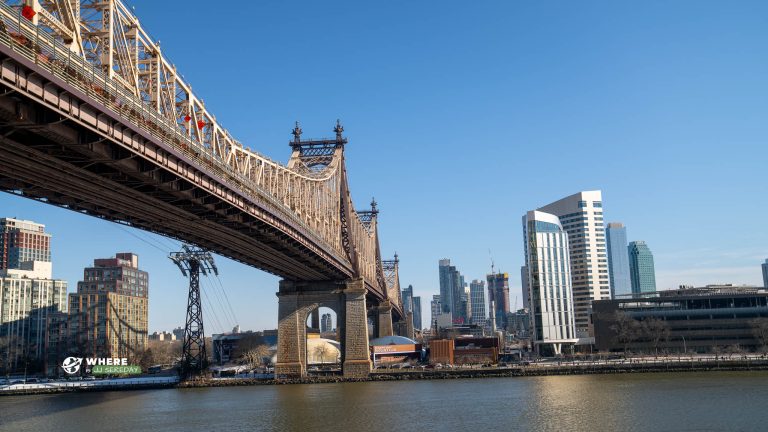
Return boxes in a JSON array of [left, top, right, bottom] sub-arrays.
[[2, 371, 768, 432]]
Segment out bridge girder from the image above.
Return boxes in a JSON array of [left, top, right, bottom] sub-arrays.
[[0, 2, 403, 314]]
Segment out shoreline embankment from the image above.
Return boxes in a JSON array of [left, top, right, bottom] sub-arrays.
[[4, 358, 768, 396]]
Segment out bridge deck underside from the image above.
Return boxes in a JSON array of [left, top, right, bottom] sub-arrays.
[[0, 55, 349, 282], [0, 46, 398, 312]]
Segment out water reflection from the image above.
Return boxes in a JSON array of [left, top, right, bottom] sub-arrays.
[[1, 372, 767, 432]]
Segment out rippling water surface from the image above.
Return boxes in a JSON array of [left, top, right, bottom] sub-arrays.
[[2, 372, 767, 432]]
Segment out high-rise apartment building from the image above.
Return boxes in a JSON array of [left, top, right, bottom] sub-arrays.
[[487, 272, 510, 329], [0, 269, 67, 372], [469, 279, 486, 325], [0, 218, 67, 374], [69, 253, 148, 361], [412, 296, 422, 330], [537, 190, 609, 337], [523, 211, 577, 355], [606, 223, 631, 298], [321, 313, 332, 333], [628, 241, 657, 294], [762, 259, 768, 289], [438, 259, 467, 323], [0, 218, 51, 271], [430, 295, 441, 329]]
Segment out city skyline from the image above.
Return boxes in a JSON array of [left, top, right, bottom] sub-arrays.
[[1, 0, 767, 333]]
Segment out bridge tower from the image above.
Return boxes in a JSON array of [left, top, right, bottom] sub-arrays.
[[170, 245, 218, 378], [275, 122, 376, 379]]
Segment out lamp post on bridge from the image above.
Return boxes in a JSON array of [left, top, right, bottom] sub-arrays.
[[170, 245, 218, 379]]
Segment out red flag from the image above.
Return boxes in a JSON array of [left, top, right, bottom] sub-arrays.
[[21, 5, 35, 20], [197, 120, 205, 129], [184, 115, 191, 122]]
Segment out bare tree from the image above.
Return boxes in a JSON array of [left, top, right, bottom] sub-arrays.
[[726, 344, 743, 359], [313, 344, 330, 365], [750, 318, 768, 352], [642, 317, 671, 355], [610, 311, 640, 355], [146, 340, 182, 366], [238, 344, 270, 370], [232, 334, 266, 363], [139, 348, 154, 371]]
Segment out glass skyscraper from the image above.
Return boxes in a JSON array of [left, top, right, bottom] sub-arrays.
[[523, 210, 577, 355], [761, 259, 767, 289], [628, 241, 657, 294], [401, 284, 414, 314], [469, 279, 486, 325], [606, 222, 631, 298], [487, 272, 510, 329], [401, 285, 422, 330], [412, 296, 422, 330], [438, 259, 467, 324]]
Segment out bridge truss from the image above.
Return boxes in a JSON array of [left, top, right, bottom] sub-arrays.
[[0, 0, 402, 315]]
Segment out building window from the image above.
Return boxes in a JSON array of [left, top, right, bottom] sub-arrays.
[[578, 201, 588, 208], [593, 201, 602, 208]]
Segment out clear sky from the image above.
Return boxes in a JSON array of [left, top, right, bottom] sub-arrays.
[[2, 0, 767, 333]]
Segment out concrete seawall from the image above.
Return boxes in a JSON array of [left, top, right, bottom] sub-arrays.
[[371, 359, 768, 381]]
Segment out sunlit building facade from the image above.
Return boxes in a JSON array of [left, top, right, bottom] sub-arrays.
[[523, 211, 577, 355], [0, 218, 51, 271], [0, 270, 67, 372], [537, 190, 609, 337], [68, 253, 148, 362], [469, 279, 486, 325]]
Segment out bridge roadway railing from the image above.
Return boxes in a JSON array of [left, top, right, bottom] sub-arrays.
[[0, 4, 351, 274]]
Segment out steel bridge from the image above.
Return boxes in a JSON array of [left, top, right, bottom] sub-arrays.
[[0, 1, 409, 378]]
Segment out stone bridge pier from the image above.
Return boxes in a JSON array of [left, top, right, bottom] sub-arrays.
[[376, 300, 394, 338], [275, 278, 371, 378]]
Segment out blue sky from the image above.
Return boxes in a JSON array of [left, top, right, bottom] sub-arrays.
[[2, 0, 767, 332]]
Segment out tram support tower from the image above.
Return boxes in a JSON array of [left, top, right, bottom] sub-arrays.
[[170, 245, 218, 378]]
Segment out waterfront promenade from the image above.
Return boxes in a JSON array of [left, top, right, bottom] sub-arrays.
[[3, 355, 767, 396]]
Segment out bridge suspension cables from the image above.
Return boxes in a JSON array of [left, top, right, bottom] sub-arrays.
[[170, 245, 218, 378]]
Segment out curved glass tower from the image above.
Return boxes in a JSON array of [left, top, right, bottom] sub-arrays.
[[523, 211, 577, 355], [628, 241, 657, 295]]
